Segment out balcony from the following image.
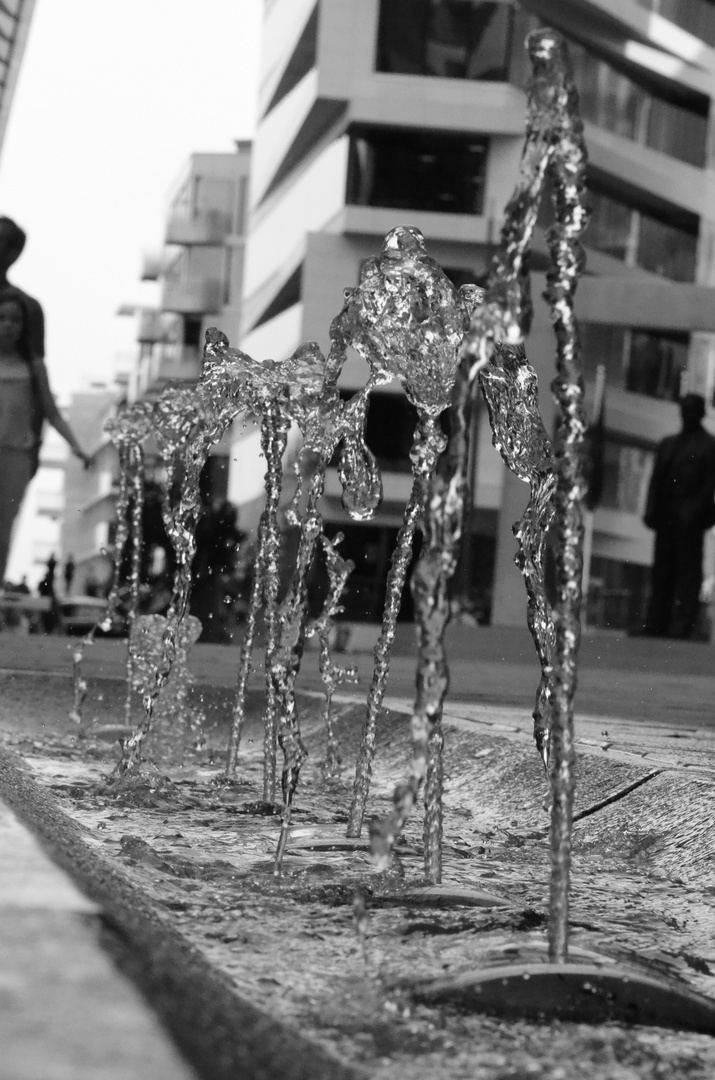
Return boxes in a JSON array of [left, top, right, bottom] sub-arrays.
[[138, 310, 171, 343], [162, 277, 222, 315], [135, 344, 202, 398], [141, 252, 165, 281], [165, 209, 233, 246]]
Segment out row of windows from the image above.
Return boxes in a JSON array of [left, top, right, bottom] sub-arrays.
[[376, 1, 709, 168], [581, 324, 688, 402], [375, 0, 533, 84], [568, 40, 707, 169], [346, 125, 700, 283]]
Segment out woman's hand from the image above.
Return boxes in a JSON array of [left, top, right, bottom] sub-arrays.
[[74, 446, 92, 469]]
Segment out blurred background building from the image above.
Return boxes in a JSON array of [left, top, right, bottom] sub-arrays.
[[0, 0, 60, 588], [226, 0, 715, 630], [13, 0, 715, 634], [54, 146, 252, 595]]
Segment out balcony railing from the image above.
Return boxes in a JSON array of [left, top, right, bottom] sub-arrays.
[[135, 344, 202, 398], [165, 209, 233, 246], [137, 310, 173, 343], [162, 277, 222, 315]]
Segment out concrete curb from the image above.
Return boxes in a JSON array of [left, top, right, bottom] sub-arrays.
[[0, 746, 366, 1080]]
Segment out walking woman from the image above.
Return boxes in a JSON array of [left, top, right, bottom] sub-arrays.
[[0, 285, 90, 580]]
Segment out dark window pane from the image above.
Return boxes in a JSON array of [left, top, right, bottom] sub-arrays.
[[586, 189, 634, 263], [646, 97, 707, 168], [580, 323, 627, 388], [588, 555, 651, 631], [322, 522, 422, 622], [637, 213, 698, 282], [585, 185, 698, 282], [347, 127, 488, 215], [601, 438, 654, 514], [626, 330, 688, 401], [376, 0, 514, 81], [568, 39, 706, 167], [183, 317, 202, 347], [570, 43, 643, 141]]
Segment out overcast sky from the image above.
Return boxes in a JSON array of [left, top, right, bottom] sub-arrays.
[[0, 0, 262, 397]]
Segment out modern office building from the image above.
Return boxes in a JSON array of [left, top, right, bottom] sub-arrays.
[[132, 147, 251, 404], [59, 149, 253, 594], [59, 386, 125, 596], [230, 0, 715, 628], [0, 0, 37, 163], [134, 147, 251, 505]]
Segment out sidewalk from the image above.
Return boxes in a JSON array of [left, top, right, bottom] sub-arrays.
[[2, 621, 713, 738], [0, 793, 198, 1080]]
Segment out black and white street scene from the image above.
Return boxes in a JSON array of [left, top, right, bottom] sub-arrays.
[[2, 3, 715, 1079]]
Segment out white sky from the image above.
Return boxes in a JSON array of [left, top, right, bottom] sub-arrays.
[[0, 0, 262, 397]]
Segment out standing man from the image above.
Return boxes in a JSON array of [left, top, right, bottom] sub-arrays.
[[63, 554, 75, 595], [643, 393, 715, 638]]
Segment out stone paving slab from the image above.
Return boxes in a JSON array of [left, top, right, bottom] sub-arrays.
[[0, 796, 199, 1080]]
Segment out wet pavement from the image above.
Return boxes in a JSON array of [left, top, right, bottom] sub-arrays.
[[0, 625, 714, 1077]]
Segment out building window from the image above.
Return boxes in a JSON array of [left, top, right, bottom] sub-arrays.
[[365, 392, 418, 473], [321, 522, 422, 622], [376, 0, 519, 81], [601, 438, 654, 515], [347, 126, 488, 215], [183, 317, 202, 347], [587, 555, 651, 631], [586, 186, 698, 282], [580, 324, 688, 402], [568, 40, 707, 167], [626, 330, 688, 400], [332, 391, 418, 474]]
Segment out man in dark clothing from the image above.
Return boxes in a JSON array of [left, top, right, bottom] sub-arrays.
[[63, 555, 75, 595], [643, 394, 715, 638]]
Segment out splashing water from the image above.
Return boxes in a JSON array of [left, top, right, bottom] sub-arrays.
[[460, 27, 590, 962], [369, 285, 482, 880], [479, 343, 556, 768], [127, 613, 202, 766], [70, 401, 152, 730], [117, 382, 238, 775], [345, 227, 469, 838], [306, 532, 358, 779], [225, 399, 290, 797], [91, 26, 590, 979]]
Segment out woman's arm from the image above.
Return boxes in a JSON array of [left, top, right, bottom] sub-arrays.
[[31, 357, 91, 466]]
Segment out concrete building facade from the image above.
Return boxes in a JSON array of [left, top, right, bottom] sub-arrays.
[[230, 0, 715, 628]]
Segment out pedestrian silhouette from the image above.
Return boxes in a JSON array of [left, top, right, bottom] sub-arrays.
[[643, 393, 715, 638], [0, 222, 90, 582], [38, 553, 59, 634], [63, 554, 75, 595]]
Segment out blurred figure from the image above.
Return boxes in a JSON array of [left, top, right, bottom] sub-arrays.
[[643, 393, 715, 638], [38, 554, 60, 634], [0, 279, 90, 581], [63, 554, 75, 595]]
